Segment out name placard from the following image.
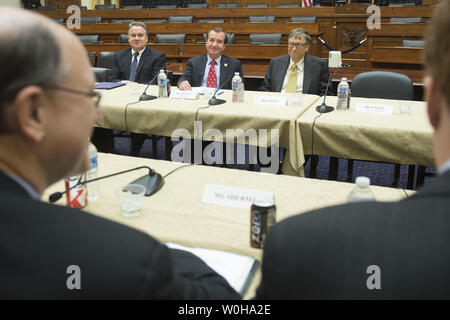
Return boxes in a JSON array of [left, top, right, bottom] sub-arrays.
[[170, 90, 199, 100], [355, 102, 393, 115], [202, 184, 274, 209], [254, 95, 286, 107]]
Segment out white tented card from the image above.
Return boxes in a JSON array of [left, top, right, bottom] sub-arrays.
[[355, 102, 393, 115], [170, 90, 199, 100], [254, 95, 287, 107], [202, 184, 274, 209]]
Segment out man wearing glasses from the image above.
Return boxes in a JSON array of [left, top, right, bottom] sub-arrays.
[[259, 28, 330, 96], [0, 7, 239, 300]]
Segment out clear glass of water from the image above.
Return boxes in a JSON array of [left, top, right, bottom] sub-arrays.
[[116, 184, 145, 217]]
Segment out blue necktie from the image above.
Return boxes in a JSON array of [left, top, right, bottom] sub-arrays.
[[129, 52, 139, 81]]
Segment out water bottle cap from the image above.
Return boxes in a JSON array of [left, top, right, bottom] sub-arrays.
[[341, 77, 347, 81], [160, 69, 164, 72], [235, 72, 239, 75], [355, 176, 370, 188]]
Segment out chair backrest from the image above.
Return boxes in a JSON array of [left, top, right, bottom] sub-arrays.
[[290, 16, 317, 23], [250, 33, 282, 45], [122, 5, 144, 9], [87, 51, 95, 66], [111, 19, 135, 24], [246, 3, 268, 7], [351, 71, 414, 100], [217, 3, 239, 7], [188, 3, 208, 8], [277, 3, 300, 7], [169, 16, 193, 23], [95, 4, 116, 10], [203, 32, 235, 44], [92, 67, 110, 83], [199, 19, 225, 23], [402, 40, 424, 47], [156, 5, 177, 9], [390, 17, 422, 23], [144, 19, 168, 23], [38, 5, 58, 10], [119, 34, 129, 43], [79, 6, 87, 10], [77, 35, 99, 44], [53, 18, 64, 23], [156, 34, 186, 44], [249, 16, 276, 23], [97, 51, 116, 69], [80, 16, 102, 23]]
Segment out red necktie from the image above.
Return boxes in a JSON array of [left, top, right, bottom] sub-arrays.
[[206, 60, 217, 88]]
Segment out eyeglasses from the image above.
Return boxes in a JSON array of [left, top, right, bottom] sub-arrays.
[[41, 85, 101, 108], [288, 42, 308, 48]]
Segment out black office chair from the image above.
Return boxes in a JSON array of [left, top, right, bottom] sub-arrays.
[[203, 32, 235, 44], [95, 4, 116, 10], [390, 17, 422, 23], [156, 5, 177, 9], [97, 51, 116, 71], [156, 34, 186, 44], [122, 5, 144, 9], [38, 5, 58, 10], [119, 34, 129, 43], [92, 67, 110, 82], [87, 51, 95, 66], [402, 40, 425, 47], [347, 71, 415, 187], [80, 17, 102, 23], [249, 16, 276, 23], [111, 19, 135, 24], [187, 3, 208, 8], [277, 3, 300, 7], [168, 16, 193, 23], [53, 18, 64, 23], [290, 16, 317, 23], [249, 34, 282, 45], [217, 3, 239, 7], [246, 3, 268, 7], [144, 19, 168, 23], [199, 19, 225, 23], [77, 35, 100, 44]]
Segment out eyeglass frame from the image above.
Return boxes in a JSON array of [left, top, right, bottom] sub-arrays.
[[40, 85, 101, 109], [288, 41, 308, 48]]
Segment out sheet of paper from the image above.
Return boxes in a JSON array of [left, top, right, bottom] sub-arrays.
[[169, 90, 199, 100], [355, 102, 394, 115], [254, 95, 287, 107], [202, 184, 274, 209], [166, 242, 259, 296]]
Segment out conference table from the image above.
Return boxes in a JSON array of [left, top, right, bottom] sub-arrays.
[[96, 83, 321, 177], [297, 96, 434, 187], [44, 153, 413, 299]]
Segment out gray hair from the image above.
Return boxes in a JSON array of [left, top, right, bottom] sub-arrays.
[[0, 21, 66, 132], [288, 28, 311, 45], [128, 21, 148, 35]]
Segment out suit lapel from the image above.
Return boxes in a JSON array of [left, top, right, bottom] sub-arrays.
[[277, 55, 290, 92], [135, 48, 150, 80], [197, 55, 208, 87], [219, 55, 231, 87], [124, 50, 132, 80], [303, 54, 312, 94]]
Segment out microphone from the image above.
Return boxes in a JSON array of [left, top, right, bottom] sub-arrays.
[[49, 166, 164, 203], [208, 73, 235, 106], [316, 69, 335, 114], [139, 61, 171, 101]]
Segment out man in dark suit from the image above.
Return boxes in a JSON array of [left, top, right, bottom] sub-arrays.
[[0, 7, 239, 300], [256, 0, 450, 299], [259, 28, 329, 96], [109, 21, 166, 157], [178, 26, 244, 90]]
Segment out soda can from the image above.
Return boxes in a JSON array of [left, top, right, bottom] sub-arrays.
[[250, 198, 276, 249], [65, 175, 88, 208]]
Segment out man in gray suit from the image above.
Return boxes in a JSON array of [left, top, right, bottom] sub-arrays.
[[259, 28, 329, 96], [256, 0, 450, 299]]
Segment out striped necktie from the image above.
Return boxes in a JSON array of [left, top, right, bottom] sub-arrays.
[[129, 52, 139, 81]]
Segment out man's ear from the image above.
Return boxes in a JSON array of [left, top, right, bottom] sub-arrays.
[[12, 85, 47, 142], [425, 75, 441, 130]]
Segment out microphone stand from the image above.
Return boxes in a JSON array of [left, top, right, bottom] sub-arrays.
[[208, 74, 235, 106], [139, 62, 171, 101], [316, 69, 335, 114]]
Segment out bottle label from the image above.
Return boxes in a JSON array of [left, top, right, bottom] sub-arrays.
[[338, 87, 348, 95], [159, 78, 167, 85], [90, 156, 98, 169]]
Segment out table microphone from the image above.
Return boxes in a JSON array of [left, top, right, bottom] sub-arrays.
[[49, 166, 164, 203], [316, 69, 335, 114], [139, 61, 171, 101], [208, 74, 235, 106]]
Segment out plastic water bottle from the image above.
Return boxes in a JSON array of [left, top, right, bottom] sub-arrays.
[[347, 176, 376, 203], [158, 69, 168, 97], [232, 72, 244, 103], [87, 142, 100, 201], [337, 77, 350, 111]]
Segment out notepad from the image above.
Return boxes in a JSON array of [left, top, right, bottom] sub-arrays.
[[166, 242, 259, 296], [94, 82, 126, 90]]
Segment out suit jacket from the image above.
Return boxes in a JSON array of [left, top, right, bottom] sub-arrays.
[[177, 54, 244, 89], [0, 172, 239, 299], [256, 171, 450, 299], [109, 47, 166, 84], [259, 54, 330, 96]]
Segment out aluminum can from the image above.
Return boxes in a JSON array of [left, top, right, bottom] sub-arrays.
[[250, 198, 276, 248], [65, 175, 88, 208]]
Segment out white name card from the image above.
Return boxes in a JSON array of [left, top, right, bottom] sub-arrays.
[[202, 184, 274, 209], [355, 102, 393, 115], [170, 90, 199, 100], [254, 95, 287, 107]]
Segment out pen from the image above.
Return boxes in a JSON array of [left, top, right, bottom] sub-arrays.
[[217, 91, 224, 96]]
